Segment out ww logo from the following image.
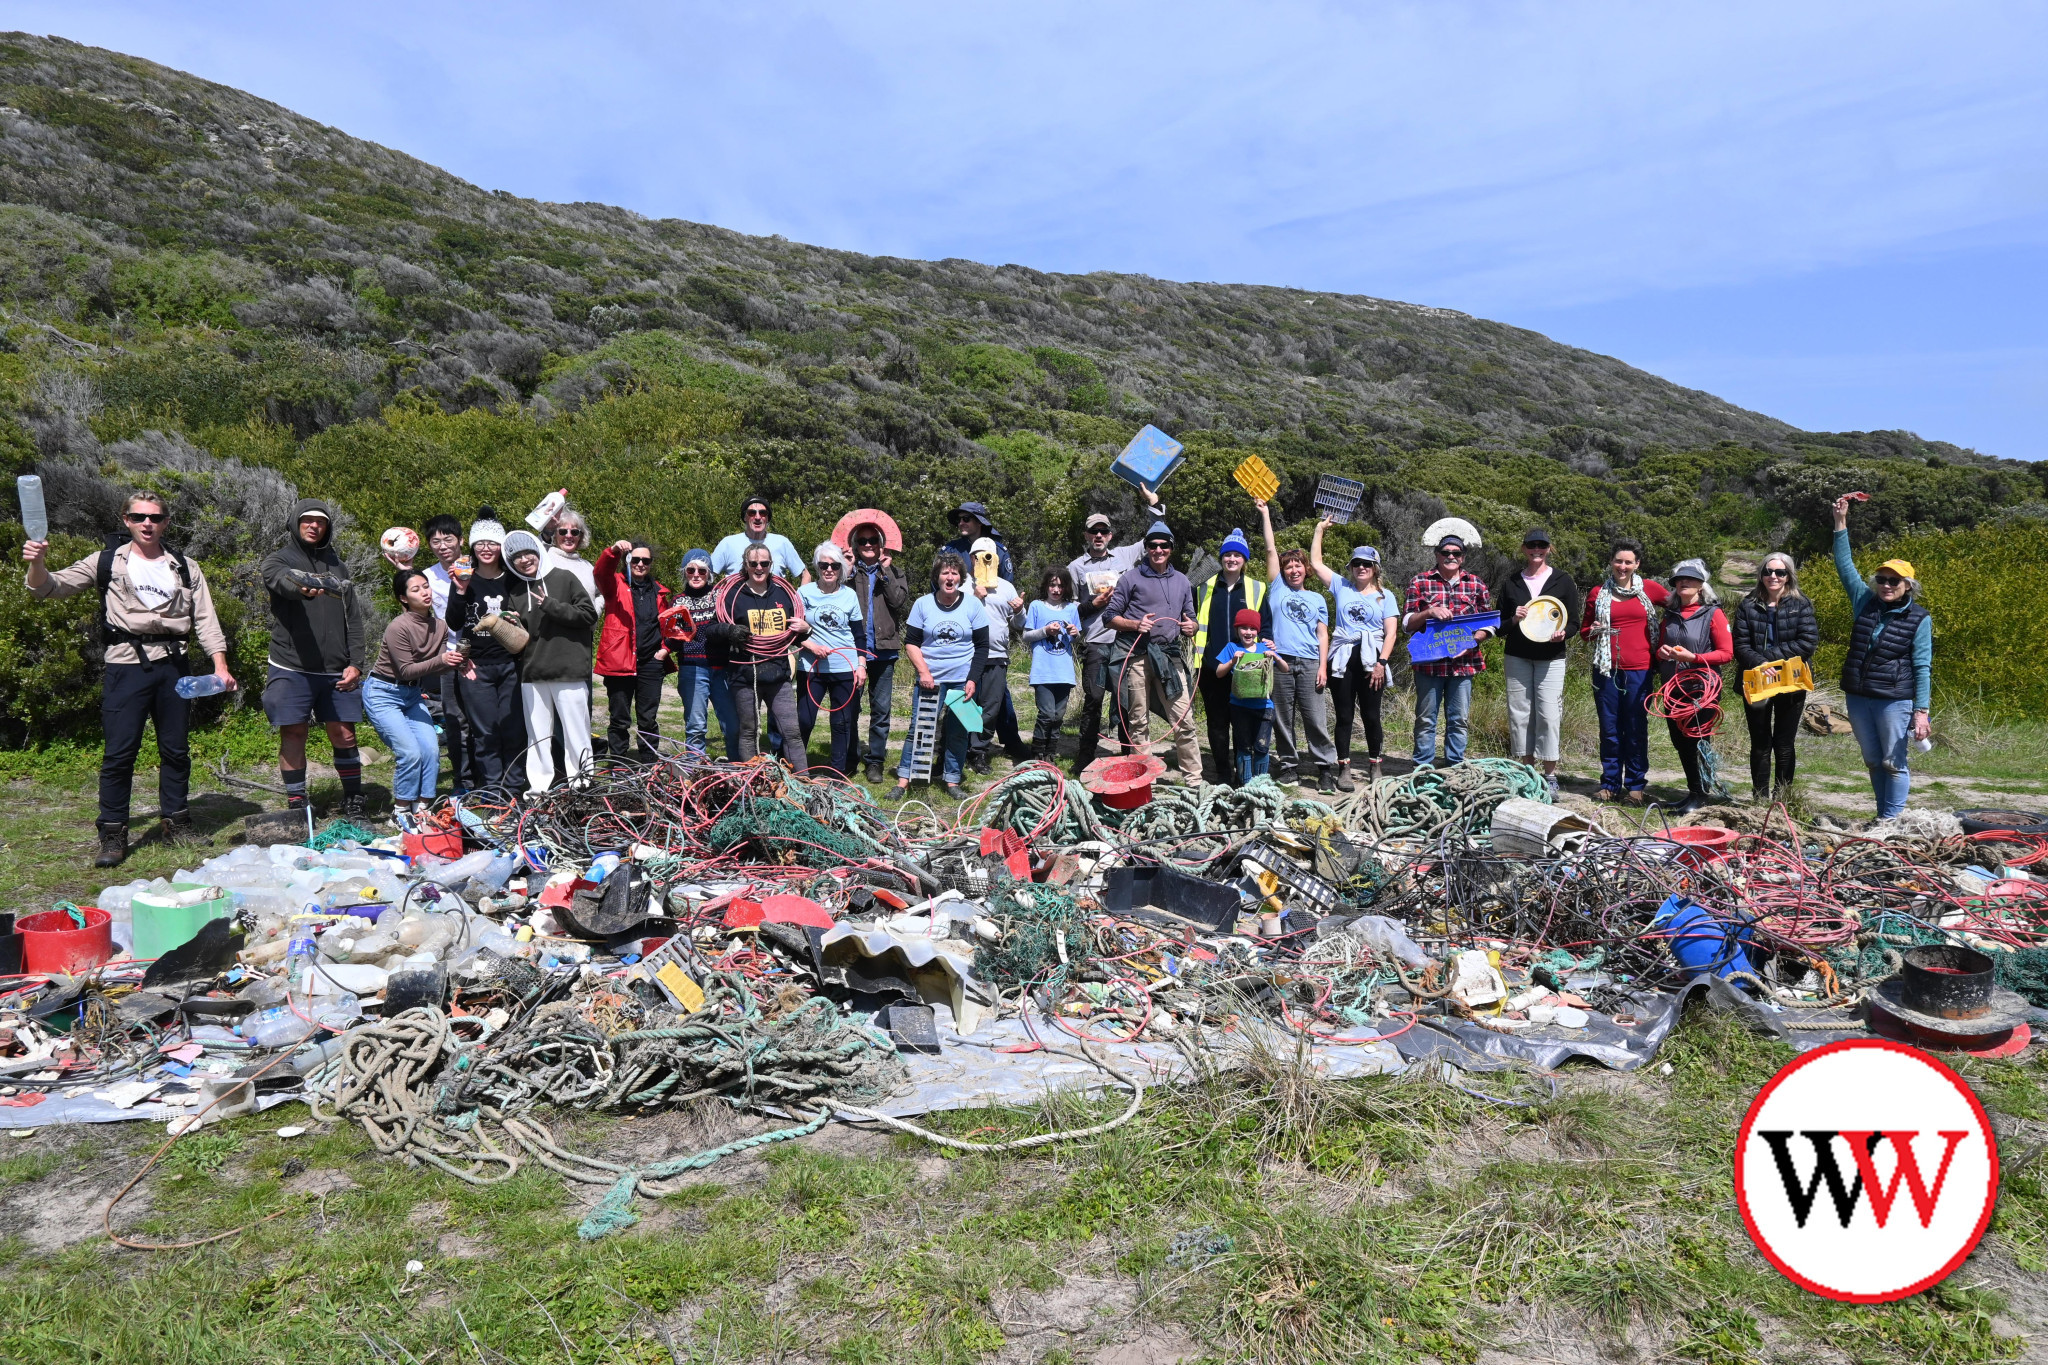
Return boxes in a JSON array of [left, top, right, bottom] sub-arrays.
[[1736, 1041, 1999, 1302]]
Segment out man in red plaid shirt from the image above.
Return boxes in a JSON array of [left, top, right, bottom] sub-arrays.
[[1402, 532, 1493, 766]]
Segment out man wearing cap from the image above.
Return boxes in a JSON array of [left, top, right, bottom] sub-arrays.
[[1103, 521, 1202, 783], [1065, 486, 1163, 770], [260, 498, 368, 817], [710, 496, 808, 583], [1402, 530, 1494, 768], [844, 519, 909, 782], [937, 503, 1013, 589], [1191, 526, 1267, 784]]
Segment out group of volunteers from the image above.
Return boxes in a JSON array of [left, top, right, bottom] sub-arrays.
[[23, 478, 1932, 866]]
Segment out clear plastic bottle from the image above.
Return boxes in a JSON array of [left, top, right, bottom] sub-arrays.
[[175, 674, 229, 700], [284, 919, 319, 994]]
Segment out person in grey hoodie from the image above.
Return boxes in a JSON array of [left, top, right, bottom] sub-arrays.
[[501, 529, 599, 795], [260, 497, 367, 817]]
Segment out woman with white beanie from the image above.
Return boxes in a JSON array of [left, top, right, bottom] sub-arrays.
[[501, 527, 598, 794], [443, 510, 529, 791]]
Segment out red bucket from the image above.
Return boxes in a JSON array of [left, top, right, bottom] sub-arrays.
[[17, 907, 114, 975], [1662, 826, 1739, 870]]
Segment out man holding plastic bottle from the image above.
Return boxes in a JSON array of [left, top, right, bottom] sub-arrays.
[[22, 492, 236, 867]]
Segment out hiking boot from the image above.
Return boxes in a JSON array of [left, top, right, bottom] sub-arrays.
[[864, 760, 884, 784], [1318, 767, 1337, 795], [93, 822, 128, 869], [1671, 792, 1708, 815], [159, 811, 209, 848], [339, 793, 369, 821], [1333, 764, 1356, 793]]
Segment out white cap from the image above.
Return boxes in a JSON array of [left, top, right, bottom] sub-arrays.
[[969, 536, 998, 557]]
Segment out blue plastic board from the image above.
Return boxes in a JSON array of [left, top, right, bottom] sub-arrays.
[[1111, 425, 1185, 493], [1405, 611, 1501, 664]]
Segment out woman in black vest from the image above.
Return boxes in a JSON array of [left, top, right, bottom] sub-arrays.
[[1832, 494, 1933, 819], [1654, 559, 1733, 814], [1731, 552, 1819, 803]]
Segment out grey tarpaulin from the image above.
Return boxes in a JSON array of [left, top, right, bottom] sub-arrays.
[[1391, 990, 1686, 1073]]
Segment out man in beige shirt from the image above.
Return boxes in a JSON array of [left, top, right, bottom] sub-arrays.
[[24, 492, 236, 867]]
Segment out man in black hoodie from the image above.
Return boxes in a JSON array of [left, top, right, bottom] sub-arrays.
[[260, 499, 368, 817]]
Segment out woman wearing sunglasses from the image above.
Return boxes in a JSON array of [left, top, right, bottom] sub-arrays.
[[544, 506, 603, 615], [593, 538, 672, 762], [1832, 493, 1933, 818], [1732, 551, 1817, 803]]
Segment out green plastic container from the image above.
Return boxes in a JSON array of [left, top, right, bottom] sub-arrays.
[[132, 882, 233, 961]]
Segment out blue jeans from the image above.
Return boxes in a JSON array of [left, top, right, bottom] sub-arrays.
[[1846, 692, 1914, 818], [675, 664, 728, 753], [1593, 668, 1652, 792], [683, 667, 742, 757], [364, 676, 441, 803], [1412, 672, 1473, 767], [898, 681, 973, 784]]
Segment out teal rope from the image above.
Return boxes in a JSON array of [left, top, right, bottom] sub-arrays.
[[577, 1108, 832, 1240]]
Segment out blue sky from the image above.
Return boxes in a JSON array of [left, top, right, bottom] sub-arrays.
[[21, 1, 2048, 456]]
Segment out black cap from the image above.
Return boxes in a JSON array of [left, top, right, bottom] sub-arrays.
[[1521, 527, 1551, 546]]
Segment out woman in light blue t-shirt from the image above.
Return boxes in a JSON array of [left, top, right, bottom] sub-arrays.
[[1021, 568, 1081, 761], [893, 552, 991, 797], [1311, 519, 1402, 788], [795, 544, 867, 777]]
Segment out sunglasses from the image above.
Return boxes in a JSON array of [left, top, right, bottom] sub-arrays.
[[555, 528, 584, 540], [744, 508, 770, 519], [1437, 548, 1464, 558], [126, 512, 168, 524], [1760, 567, 1789, 577], [628, 556, 651, 565], [685, 565, 710, 576], [853, 537, 881, 547], [1873, 575, 1905, 588]]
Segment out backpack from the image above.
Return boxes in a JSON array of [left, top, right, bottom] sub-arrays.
[[1230, 647, 1275, 702], [95, 537, 193, 652]]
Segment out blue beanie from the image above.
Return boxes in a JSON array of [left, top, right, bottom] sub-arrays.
[[682, 548, 711, 568], [1220, 527, 1250, 559]]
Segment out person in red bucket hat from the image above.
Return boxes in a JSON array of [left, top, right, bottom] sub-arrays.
[[1212, 607, 1288, 785]]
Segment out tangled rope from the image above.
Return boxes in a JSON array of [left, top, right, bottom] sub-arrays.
[[1648, 668, 1722, 739], [308, 987, 909, 1237], [1339, 758, 1548, 842]]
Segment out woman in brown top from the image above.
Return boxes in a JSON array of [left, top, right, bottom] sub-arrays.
[[365, 569, 469, 812]]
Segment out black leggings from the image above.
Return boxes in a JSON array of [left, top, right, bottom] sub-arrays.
[[1668, 720, 1707, 795], [1744, 690, 1804, 794], [1329, 654, 1386, 763]]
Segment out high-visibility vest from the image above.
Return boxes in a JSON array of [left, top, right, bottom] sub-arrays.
[[1193, 574, 1267, 659]]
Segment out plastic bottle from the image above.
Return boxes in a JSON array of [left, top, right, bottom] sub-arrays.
[[241, 1005, 316, 1050], [284, 919, 319, 993], [16, 474, 47, 543], [588, 851, 622, 883], [175, 674, 229, 700]]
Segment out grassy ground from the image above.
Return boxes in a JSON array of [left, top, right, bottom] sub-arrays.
[[2, 664, 2046, 1362], [0, 1011, 2040, 1364]]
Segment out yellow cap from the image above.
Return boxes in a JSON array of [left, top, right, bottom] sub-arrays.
[[1878, 558, 1917, 581]]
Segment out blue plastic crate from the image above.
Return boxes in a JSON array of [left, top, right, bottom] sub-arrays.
[[1111, 425, 1185, 493]]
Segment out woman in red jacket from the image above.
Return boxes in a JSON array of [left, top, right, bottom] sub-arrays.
[[1580, 540, 1669, 804], [1654, 558, 1733, 814], [594, 539, 672, 761]]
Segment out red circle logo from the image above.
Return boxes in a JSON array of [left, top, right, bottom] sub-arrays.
[[1735, 1039, 2000, 1303]]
